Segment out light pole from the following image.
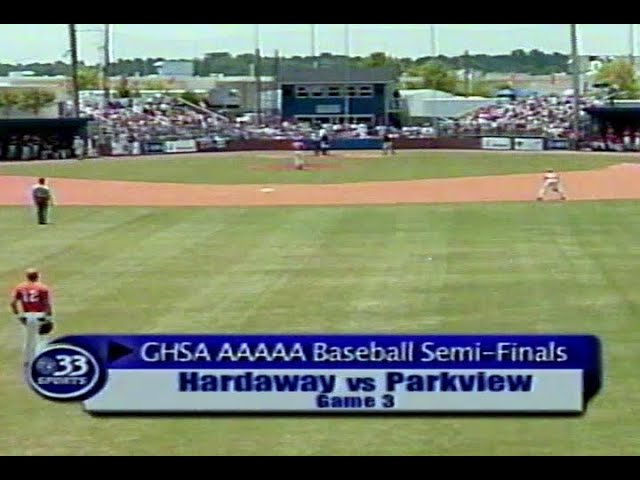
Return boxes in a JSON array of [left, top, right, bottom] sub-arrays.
[[630, 24, 636, 67], [254, 24, 262, 125], [68, 24, 80, 118], [103, 24, 111, 103], [570, 24, 581, 151], [343, 24, 350, 123], [311, 24, 318, 68]]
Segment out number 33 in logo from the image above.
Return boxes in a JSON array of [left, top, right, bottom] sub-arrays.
[[53, 354, 89, 377], [29, 344, 104, 401]]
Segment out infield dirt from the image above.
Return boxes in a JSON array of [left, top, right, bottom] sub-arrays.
[[1, 162, 639, 207]]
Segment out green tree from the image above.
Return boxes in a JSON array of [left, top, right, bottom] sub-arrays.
[[116, 76, 131, 98], [462, 80, 495, 98], [595, 59, 640, 99], [18, 89, 56, 115], [361, 52, 389, 67], [0, 89, 21, 116], [408, 61, 458, 93], [178, 90, 203, 105], [360, 52, 402, 76], [75, 67, 101, 91], [137, 77, 173, 91]]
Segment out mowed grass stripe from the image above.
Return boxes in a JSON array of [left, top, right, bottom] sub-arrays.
[[564, 205, 640, 441], [150, 208, 347, 333], [0, 207, 156, 277]]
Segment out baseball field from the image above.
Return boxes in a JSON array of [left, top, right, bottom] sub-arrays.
[[0, 149, 639, 455]]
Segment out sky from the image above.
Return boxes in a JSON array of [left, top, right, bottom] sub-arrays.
[[0, 24, 635, 64]]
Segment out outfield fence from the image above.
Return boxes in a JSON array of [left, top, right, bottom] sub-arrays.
[[0, 135, 578, 162]]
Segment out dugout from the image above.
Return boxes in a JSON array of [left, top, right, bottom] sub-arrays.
[[584, 105, 640, 137], [0, 118, 89, 161]]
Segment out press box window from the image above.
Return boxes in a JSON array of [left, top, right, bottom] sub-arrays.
[[327, 86, 341, 97], [346, 86, 357, 97], [358, 85, 373, 97], [310, 86, 326, 97], [296, 87, 309, 98]]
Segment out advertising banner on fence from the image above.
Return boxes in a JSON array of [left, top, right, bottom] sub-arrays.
[[110, 140, 129, 156], [164, 139, 197, 154], [330, 138, 383, 150], [143, 142, 165, 155], [546, 139, 570, 150], [196, 136, 229, 152], [28, 334, 601, 415], [514, 138, 545, 151], [481, 137, 512, 150]]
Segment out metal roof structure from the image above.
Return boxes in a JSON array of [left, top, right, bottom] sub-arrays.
[[279, 66, 397, 84]]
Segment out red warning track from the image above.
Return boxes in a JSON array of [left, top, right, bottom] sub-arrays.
[[1, 163, 639, 207]]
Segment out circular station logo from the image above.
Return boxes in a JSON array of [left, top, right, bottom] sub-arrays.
[[29, 344, 103, 401]]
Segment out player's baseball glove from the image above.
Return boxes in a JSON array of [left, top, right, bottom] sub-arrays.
[[39, 318, 54, 335]]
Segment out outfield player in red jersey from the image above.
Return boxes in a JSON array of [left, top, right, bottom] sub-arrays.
[[10, 268, 55, 372]]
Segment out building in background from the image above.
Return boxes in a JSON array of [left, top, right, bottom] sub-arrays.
[[156, 60, 195, 78], [278, 66, 400, 125], [400, 89, 493, 124]]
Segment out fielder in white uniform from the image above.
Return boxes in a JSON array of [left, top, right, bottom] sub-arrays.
[[537, 169, 567, 201], [293, 140, 305, 170]]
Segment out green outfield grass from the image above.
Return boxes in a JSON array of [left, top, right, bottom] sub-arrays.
[[0, 151, 623, 184], [1, 202, 639, 455]]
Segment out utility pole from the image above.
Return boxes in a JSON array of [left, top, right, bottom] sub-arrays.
[[430, 24, 439, 135], [311, 24, 318, 68], [254, 24, 262, 125], [630, 24, 636, 67], [463, 49, 471, 97], [570, 24, 581, 151], [274, 49, 281, 119], [343, 24, 350, 123], [68, 24, 80, 117], [103, 24, 111, 103]]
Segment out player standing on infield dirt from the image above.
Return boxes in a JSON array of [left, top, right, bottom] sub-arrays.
[[31, 178, 54, 225], [536, 169, 567, 201], [10, 268, 55, 373]]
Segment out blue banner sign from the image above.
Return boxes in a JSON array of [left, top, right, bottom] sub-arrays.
[[143, 142, 165, 154], [28, 334, 601, 415], [546, 139, 570, 150]]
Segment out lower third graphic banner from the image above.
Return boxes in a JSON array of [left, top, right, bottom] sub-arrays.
[[28, 334, 601, 414]]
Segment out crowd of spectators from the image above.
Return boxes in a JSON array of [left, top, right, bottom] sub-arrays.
[[79, 94, 411, 152], [447, 94, 599, 138], [81, 95, 222, 144], [76, 92, 627, 154]]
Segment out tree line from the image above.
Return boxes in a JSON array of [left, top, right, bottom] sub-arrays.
[[0, 89, 56, 116], [0, 49, 571, 79]]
